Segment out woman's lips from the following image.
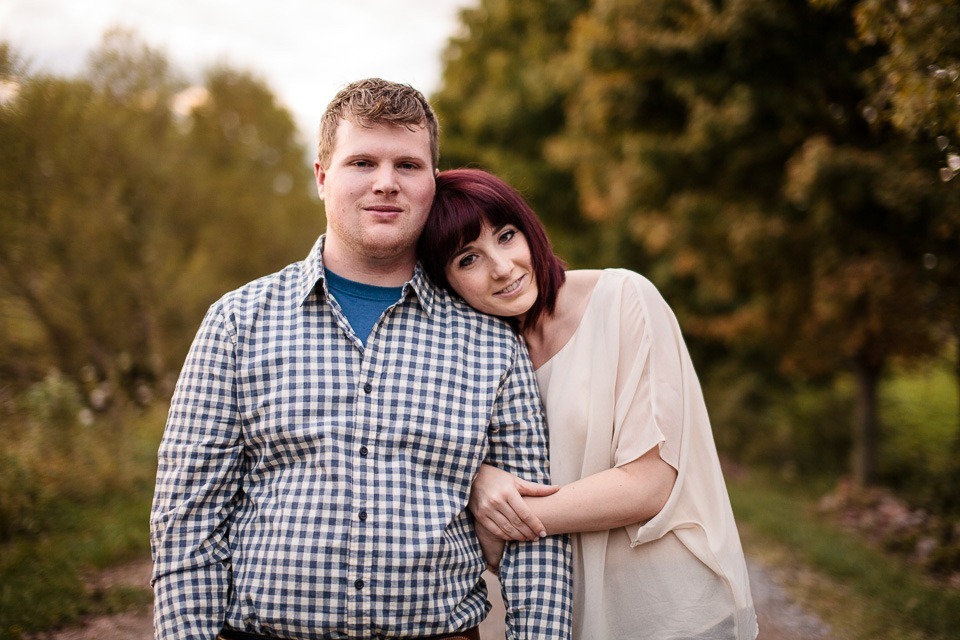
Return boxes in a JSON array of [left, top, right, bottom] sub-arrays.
[[495, 274, 526, 296]]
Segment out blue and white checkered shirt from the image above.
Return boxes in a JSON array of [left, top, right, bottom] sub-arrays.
[[150, 236, 572, 640]]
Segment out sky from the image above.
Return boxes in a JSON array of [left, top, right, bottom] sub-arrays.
[[0, 0, 477, 141]]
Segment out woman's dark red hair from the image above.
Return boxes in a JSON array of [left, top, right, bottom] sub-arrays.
[[418, 168, 566, 331]]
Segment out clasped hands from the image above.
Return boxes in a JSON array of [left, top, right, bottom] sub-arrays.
[[470, 463, 559, 540]]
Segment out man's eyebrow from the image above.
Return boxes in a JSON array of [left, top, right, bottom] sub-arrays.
[[396, 155, 431, 165]]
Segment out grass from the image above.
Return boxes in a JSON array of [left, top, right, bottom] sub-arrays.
[[729, 472, 960, 640], [0, 493, 154, 639], [0, 400, 163, 640]]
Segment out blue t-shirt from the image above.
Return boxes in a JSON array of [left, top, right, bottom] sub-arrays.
[[324, 268, 404, 345]]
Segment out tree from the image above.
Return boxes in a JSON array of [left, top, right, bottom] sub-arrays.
[[432, 0, 595, 265], [848, 0, 960, 437], [0, 30, 321, 405], [782, 135, 942, 483], [549, 0, 944, 486], [848, 0, 960, 152]]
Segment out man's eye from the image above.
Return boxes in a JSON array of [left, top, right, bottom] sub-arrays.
[[353, 160, 372, 168]]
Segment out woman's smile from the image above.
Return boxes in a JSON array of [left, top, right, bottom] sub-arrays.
[[495, 274, 527, 296]]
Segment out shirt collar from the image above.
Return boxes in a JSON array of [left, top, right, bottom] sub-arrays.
[[296, 235, 441, 318]]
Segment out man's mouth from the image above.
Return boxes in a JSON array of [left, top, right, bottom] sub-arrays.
[[365, 205, 403, 214]]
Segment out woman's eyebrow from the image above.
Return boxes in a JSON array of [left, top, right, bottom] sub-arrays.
[[451, 242, 475, 259]]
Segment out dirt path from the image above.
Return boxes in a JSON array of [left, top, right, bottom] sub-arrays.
[[29, 555, 832, 640]]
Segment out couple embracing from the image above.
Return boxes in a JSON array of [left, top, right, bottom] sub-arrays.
[[151, 78, 757, 640]]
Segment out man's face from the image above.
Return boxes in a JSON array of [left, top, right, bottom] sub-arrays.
[[315, 119, 436, 272]]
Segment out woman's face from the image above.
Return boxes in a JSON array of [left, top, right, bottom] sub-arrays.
[[444, 222, 539, 320]]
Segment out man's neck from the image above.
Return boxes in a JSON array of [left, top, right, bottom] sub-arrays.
[[322, 241, 415, 287]]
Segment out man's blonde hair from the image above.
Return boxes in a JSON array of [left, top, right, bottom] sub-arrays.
[[317, 78, 440, 169]]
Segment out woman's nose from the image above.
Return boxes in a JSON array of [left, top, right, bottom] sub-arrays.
[[490, 253, 512, 278]]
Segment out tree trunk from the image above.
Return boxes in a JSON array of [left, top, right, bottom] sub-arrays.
[[851, 355, 883, 488]]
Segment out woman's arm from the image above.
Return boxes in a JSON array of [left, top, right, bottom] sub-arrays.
[[529, 446, 676, 535], [471, 446, 677, 540]]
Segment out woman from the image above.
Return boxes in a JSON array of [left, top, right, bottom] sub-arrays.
[[418, 169, 758, 639]]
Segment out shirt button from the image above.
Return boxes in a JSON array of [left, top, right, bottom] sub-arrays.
[[359, 510, 367, 521], [355, 579, 364, 590], [359, 445, 369, 457], [363, 382, 373, 393]]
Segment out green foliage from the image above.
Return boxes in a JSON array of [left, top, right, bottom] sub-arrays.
[[20, 370, 85, 437], [709, 359, 959, 497], [878, 360, 960, 510], [0, 376, 164, 541], [0, 29, 322, 403], [550, 0, 941, 372], [0, 449, 42, 540], [432, 0, 599, 266], [0, 401, 162, 637], [849, 0, 960, 144], [0, 494, 155, 638], [706, 365, 853, 477]]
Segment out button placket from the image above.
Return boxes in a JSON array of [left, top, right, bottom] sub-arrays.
[[352, 373, 375, 620]]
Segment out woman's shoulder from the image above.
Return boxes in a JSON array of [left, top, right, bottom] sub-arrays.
[[578, 269, 678, 329], [569, 268, 661, 300], [564, 268, 604, 293]]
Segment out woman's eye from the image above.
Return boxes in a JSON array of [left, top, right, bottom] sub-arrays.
[[457, 254, 477, 269], [499, 229, 516, 243]]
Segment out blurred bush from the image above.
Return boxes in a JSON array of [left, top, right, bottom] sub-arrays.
[[0, 370, 165, 541], [706, 362, 853, 479]]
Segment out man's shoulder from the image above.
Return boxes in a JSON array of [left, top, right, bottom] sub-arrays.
[[214, 260, 306, 316], [435, 290, 516, 337]]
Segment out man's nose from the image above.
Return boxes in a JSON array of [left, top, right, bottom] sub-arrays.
[[372, 166, 399, 194]]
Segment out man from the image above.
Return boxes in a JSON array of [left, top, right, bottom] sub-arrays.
[[150, 78, 572, 640]]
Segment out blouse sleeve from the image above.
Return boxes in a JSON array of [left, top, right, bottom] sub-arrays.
[[601, 271, 757, 625], [608, 271, 708, 547], [610, 271, 683, 472]]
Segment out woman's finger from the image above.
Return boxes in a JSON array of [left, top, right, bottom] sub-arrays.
[[506, 493, 546, 538]]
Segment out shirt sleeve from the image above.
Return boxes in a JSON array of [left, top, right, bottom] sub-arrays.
[[486, 337, 573, 640], [150, 301, 246, 640]]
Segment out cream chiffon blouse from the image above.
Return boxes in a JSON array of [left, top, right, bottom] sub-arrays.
[[535, 269, 758, 640]]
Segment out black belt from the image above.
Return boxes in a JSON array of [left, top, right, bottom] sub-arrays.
[[219, 626, 481, 640]]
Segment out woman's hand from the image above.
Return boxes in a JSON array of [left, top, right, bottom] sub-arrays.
[[469, 463, 559, 541]]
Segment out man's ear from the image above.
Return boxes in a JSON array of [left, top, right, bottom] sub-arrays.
[[314, 161, 326, 199]]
